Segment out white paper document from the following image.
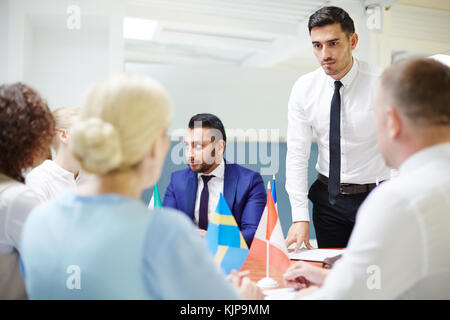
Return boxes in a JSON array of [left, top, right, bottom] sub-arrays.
[[263, 288, 297, 300], [288, 248, 344, 262]]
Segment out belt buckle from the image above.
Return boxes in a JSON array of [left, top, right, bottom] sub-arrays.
[[340, 183, 352, 195]]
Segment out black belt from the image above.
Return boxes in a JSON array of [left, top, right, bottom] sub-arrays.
[[318, 173, 379, 195]]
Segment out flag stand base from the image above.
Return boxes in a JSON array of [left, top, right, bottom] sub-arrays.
[[257, 277, 279, 288]]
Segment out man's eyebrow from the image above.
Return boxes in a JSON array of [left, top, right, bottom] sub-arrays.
[[312, 38, 340, 44]]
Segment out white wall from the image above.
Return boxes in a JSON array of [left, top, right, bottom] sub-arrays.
[[369, 3, 450, 68], [2, 0, 125, 109], [0, 0, 9, 84], [24, 16, 111, 109], [125, 63, 305, 139]]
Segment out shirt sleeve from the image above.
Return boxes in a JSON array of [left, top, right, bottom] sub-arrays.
[[142, 210, 240, 299], [285, 80, 313, 222], [239, 172, 266, 247], [161, 173, 178, 210], [5, 187, 42, 253], [304, 186, 425, 299]]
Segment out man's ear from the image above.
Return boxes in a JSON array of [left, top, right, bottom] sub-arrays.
[[217, 140, 226, 156], [350, 32, 358, 50], [386, 107, 402, 139]]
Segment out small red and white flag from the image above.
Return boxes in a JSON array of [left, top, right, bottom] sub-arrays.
[[248, 181, 290, 275]]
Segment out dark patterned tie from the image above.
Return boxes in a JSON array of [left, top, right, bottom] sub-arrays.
[[328, 80, 343, 205], [199, 175, 215, 230]]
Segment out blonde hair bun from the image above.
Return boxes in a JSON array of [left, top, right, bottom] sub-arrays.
[[71, 117, 123, 174], [71, 73, 172, 175]]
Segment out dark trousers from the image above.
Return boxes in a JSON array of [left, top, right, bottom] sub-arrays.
[[308, 179, 370, 248]]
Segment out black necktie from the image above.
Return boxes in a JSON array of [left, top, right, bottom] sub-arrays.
[[328, 80, 343, 205], [199, 175, 214, 230]]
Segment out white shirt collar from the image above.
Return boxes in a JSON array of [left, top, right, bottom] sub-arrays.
[[400, 142, 450, 175], [197, 159, 225, 180], [42, 160, 75, 179]]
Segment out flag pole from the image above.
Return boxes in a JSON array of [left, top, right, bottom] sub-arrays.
[[266, 238, 269, 278], [257, 180, 278, 289], [267, 174, 275, 277]]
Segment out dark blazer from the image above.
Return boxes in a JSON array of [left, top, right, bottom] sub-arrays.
[[163, 162, 266, 246]]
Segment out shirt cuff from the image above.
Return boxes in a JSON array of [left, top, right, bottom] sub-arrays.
[[291, 207, 310, 222]]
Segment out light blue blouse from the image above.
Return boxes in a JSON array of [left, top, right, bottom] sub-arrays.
[[20, 191, 239, 299]]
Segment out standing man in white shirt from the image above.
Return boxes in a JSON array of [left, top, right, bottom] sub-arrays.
[[283, 57, 450, 299], [285, 6, 390, 250]]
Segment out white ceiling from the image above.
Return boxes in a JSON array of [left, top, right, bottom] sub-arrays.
[[122, 0, 450, 68], [123, 0, 331, 68], [129, 0, 324, 25], [29, 0, 449, 69]]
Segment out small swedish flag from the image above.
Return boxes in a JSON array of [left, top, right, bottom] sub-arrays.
[[205, 193, 249, 275]]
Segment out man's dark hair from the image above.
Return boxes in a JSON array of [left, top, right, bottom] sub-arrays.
[[308, 6, 355, 35], [381, 57, 450, 126], [188, 113, 227, 143]]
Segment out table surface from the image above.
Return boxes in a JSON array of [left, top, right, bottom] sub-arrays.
[[240, 249, 341, 289]]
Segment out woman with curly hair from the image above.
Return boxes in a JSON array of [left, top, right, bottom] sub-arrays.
[[0, 82, 55, 299]]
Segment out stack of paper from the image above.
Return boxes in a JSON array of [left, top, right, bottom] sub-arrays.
[[288, 248, 344, 262]]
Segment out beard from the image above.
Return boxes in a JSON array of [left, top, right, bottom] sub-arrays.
[[188, 161, 217, 173], [187, 148, 218, 173]]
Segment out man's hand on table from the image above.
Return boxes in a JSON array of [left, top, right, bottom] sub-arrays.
[[285, 221, 314, 252], [227, 270, 264, 300], [283, 261, 329, 291]]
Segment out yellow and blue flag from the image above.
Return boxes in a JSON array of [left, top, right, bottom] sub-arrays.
[[205, 193, 249, 275]]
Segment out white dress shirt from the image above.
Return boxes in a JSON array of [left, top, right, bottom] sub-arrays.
[[25, 160, 82, 202], [193, 160, 225, 226], [0, 174, 41, 299], [306, 142, 450, 299], [286, 58, 391, 221]]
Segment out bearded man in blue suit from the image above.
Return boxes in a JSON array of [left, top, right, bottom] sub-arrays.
[[163, 113, 266, 246]]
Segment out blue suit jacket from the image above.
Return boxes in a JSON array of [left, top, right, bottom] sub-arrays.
[[163, 162, 266, 246]]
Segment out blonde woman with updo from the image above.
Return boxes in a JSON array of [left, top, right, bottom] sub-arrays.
[[20, 74, 261, 300], [26, 107, 83, 202]]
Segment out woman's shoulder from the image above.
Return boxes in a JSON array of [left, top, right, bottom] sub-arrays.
[[147, 207, 195, 232], [0, 182, 41, 249], [144, 207, 201, 248], [0, 181, 41, 214]]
